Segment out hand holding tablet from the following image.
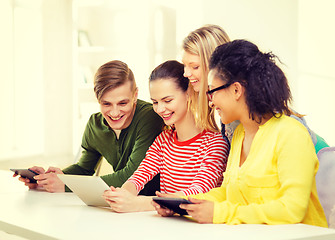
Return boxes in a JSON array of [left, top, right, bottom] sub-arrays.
[[152, 197, 193, 215], [11, 168, 39, 183]]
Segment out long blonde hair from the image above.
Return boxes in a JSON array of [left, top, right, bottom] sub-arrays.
[[182, 24, 230, 132]]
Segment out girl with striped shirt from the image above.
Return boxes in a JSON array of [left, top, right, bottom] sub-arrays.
[[102, 60, 229, 212]]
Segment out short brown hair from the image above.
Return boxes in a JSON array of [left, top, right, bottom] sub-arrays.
[[94, 60, 136, 101]]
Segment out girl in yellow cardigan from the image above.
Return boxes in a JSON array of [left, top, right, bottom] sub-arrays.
[[153, 39, 327, 227]]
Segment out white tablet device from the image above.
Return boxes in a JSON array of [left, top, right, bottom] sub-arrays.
[[58, 174, 110, 207]]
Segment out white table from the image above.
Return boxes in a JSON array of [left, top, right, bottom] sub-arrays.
[[1, 170, 335, 240]]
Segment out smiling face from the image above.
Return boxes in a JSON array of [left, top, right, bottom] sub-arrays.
[[149, 78, 188, 127], [99, 81, 138, 130], [208, 70, 237, 124], [182, 51, 203, 92]]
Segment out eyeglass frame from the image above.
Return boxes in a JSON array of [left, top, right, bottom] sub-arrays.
[[206, 82, 233, 102]]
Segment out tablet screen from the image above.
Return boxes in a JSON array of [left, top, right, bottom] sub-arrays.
[[152, 197, 193, 215], [58, 174, 110, 207]]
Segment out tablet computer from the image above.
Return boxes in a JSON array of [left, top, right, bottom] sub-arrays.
[[152, 197, 193, 215], [58, 174, 110, 207], [10, 168, 38, 183]]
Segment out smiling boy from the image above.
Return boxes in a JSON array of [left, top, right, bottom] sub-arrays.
[[18, 60, 164, 194]]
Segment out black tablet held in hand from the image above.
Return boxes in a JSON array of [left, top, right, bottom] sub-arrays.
[[10, 168, 38, 183], [152, 197, 193, 216]]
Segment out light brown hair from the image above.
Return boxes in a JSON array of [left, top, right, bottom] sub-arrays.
[[94, 60, 136, 102]]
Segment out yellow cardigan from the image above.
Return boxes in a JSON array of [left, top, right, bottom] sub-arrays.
[[192, 115, 327, 227]]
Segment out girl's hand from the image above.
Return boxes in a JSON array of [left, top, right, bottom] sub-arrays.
[[103, 186, 138, 213], [152, 199, 175, 217], [152, 191, 183, 217], [180, 197, 214, 223]]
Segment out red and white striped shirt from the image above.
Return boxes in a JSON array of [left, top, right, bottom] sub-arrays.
[[127, 130, 229, 195]]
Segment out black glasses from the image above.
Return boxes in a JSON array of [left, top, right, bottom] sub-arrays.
[[206, 82, 232, 101]]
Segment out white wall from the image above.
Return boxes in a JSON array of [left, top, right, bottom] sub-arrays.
[[201, 0, 334, 146], [201, 0, 299, 101], [1, 0, 333, 164], [296, 0, 335, 146], [0, 0, 15, 158]]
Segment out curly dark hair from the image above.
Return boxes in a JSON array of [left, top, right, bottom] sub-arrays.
[[209, 39, 292, 123]]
